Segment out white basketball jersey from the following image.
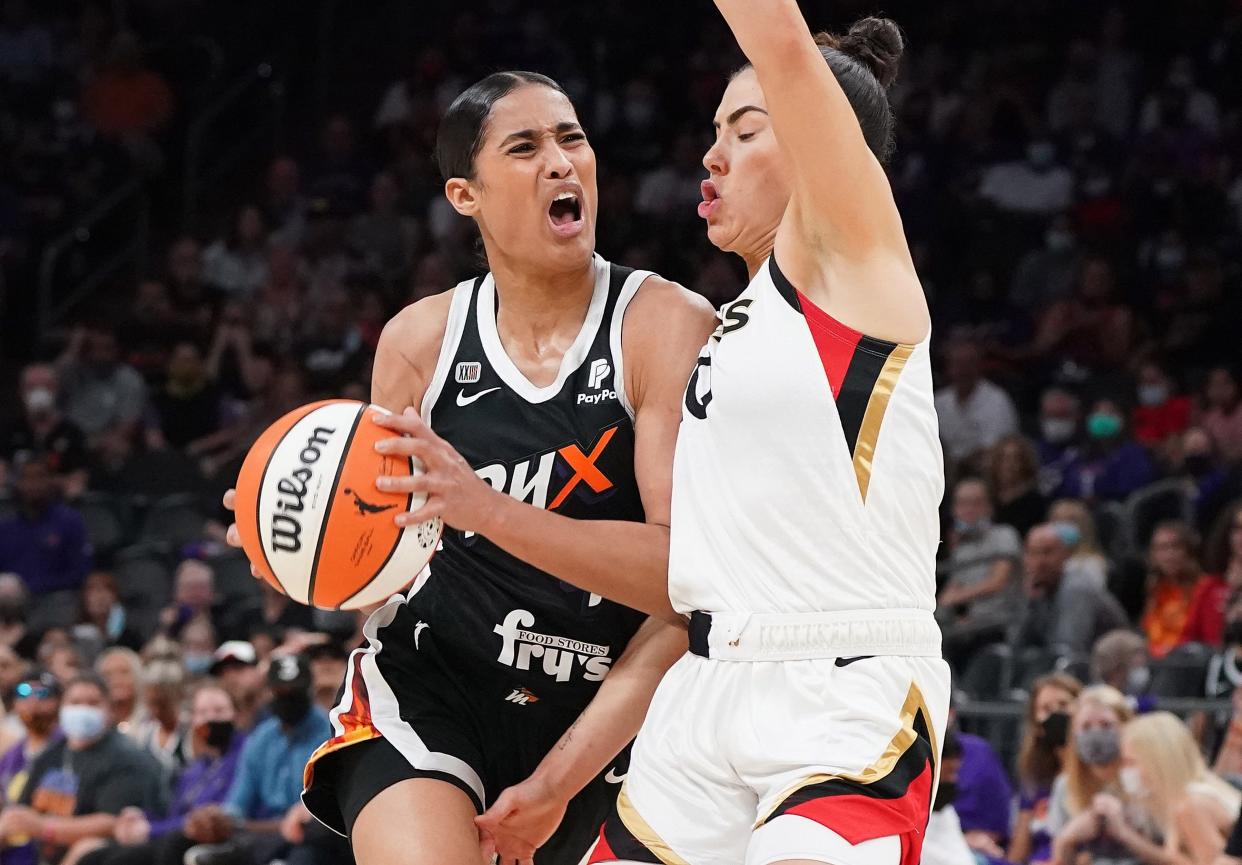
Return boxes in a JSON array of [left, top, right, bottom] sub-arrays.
[[668, 256, 944, 616]]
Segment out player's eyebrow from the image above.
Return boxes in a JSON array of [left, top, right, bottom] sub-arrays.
[[497, 122, 583, 149], [713, 105, 768, 129]]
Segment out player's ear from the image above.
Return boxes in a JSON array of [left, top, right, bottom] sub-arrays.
[[444, 178, 480, 218]]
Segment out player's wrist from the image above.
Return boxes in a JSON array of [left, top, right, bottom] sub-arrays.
[[473, 484, 512, 539]]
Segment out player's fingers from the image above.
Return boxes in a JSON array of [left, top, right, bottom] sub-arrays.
[[397, 498, 442, 526], [375, 474, 430, 495], [370, 407, 428, 435], [251, 563, 263, 580], [373, 434, 431, 458], [222, 488, 236, 510], [226, 523, 242, 548]]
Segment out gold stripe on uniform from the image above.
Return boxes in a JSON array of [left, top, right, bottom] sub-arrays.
[[616, 782, 693, 865], [852, 343, 913, 502], [753, 680, 935, 828]]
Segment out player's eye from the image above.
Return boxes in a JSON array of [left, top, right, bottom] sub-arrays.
[[738, 131, 757, 142], [562, 132, 587, 144], [508, 143, 537, 155]]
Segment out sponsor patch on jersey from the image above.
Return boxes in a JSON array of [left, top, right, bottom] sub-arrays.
[[474, 425, 620, 511], [494, 609, 613, 683], [455, 361, 482, 384]]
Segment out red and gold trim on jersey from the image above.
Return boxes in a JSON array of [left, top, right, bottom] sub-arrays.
[[769, 256, 915, 503], [755, 682, 940, 865], [303, 651, 381, 790]]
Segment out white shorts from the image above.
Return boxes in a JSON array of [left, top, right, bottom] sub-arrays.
[[585, 612, 951, 865]]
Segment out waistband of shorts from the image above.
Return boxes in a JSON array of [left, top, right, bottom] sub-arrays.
[[687, 608, 942, 661]]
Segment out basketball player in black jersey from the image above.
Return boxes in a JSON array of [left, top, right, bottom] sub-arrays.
[[223, 71, 714, 865]]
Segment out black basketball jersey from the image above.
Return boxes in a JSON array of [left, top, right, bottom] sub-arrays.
[[413, 255, 651, 709]]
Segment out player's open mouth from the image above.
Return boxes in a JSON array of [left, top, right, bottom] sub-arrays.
[[698, 180, 721, 220], [548, 191, 585, 237]]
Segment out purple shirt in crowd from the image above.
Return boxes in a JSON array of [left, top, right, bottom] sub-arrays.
[[0, 731, 62, 865], [146, 733, 247, 838], [955, 732, 1014, 840], [0, 504, 91, 595]]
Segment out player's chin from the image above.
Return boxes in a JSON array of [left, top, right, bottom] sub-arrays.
[[704, 220, 735, 252], [542, 223, 596, 263]]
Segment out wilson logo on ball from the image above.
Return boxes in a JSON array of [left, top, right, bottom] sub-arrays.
[[270, 426, 336, 553]]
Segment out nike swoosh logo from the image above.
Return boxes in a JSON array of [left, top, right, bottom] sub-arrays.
[[414, 622, 429, 649], [456, 387, 501, 407], [604, 768, 626, 784]]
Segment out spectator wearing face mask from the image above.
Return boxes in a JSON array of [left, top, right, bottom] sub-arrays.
[[1119, 712, 1241, 864], [75, 572, 143, 654], [0, 674, 166, 862], [1180, 428, 1229, 530], [1090, 630, 1151, 698], [74, 682, 247, 865], [1183, 501, 1242, 647], [1035, 387, 1083, 499], [1046, 499, 1109, 591], [0, 672, 61, 807], [1141, 521, 1207, 657], [934, 340, 1020, 471], [1048, 685, 1153, 865], [1131, 360, 1192, 451], [937, 478, 1023, 670], [1010, 673, 1082, 865], [206, 644, 264, 734], [128, 661, 189, 773], [0, 364, 88, 499], [1057, 398, 1155, 502], [921, 729, 975, 865], [0, 458, 92, 631]]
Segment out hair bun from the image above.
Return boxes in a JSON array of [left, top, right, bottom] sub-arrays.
[[819, 17, 904, 90]]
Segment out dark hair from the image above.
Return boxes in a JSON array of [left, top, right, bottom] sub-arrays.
[[64, 671, 110, 700], [435, 71, 569, 181], [1205, 500, 1242, 573], [735, 17, 904, 163]]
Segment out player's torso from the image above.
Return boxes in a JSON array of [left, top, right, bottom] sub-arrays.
[[413, 256, 649, 708], [669, 256, 944, 615]]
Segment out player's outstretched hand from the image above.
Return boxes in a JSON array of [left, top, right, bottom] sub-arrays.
[[372, 407, 503, 533], [221, 488, 263, 580], [475, 775, 568, 865]]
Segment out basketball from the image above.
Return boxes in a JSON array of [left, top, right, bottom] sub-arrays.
[[233, 400, 442, 610]]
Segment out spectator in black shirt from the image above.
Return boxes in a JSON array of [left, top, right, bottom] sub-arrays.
[[149, 343, 222, 451], [988, 435, 1049, 539], [1, 363, 89, 498], [0, 674, 166, 861]]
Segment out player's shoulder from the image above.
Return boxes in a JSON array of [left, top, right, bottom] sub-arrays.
[[377, 287, 459, 365], [625, 273, 717, 338]]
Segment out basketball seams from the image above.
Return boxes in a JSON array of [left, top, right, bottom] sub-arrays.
[[336, 454, 418, 610], [253, 403, 326, 599], [307, 404, 367, 607]]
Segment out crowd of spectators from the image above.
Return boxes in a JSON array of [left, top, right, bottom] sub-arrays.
[[2, 0, 1242, 863]]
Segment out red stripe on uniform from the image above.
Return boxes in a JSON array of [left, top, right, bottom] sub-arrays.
[[783, 761, 933, 862], [798, 290, 863, 400], [587, 827, 618, 863]]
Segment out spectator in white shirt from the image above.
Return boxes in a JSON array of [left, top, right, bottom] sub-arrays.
[[935, 340, 1020, 469]]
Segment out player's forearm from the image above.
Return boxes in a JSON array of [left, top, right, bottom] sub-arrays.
[[529, 618, 686, 796], [479, 493, 677, 621]]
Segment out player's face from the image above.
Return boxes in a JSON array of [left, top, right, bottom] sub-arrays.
[[701, 70, 792, 256], [449, 85, 598, 274]]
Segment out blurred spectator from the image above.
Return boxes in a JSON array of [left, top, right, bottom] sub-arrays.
[[1035, 387, 1083, 499], [149, 342, 222, 451], [1207, 593, 1242, 702], [1, 364, 89, 497], [75, 571, 143, 654], [1047, 685, 1148, 864], [233, 585, 314, 655], [0, 644, 28, 746], [0, 459, 91, 630], [1141, 521, 1205, 657], [262, 157, 308, 249], [1047, 499, 1110, 590], [1184, 501, 1242, 646], [0, 671, 60, 809], [1131, 359, 1192, 451], [978, 138, 1073, 216], [202, 206, 270, 299], [1056, 398, 1155, 502], [297, 287, 365, 394], [949, 713, 1013, 861], [95, 649, 145, 735], [0, 674, 166, 862], [922, 729, 975, 865], [158, 560, 222, 652], [1009, 213, 1081, 313], [934, 340, 1019, 468], [1180, 427, 1230, 529], [119, 280, 183, 380], [1025, 258, 1137, 373], [169, 654, 341, 865], [128, 660, 188, 773], [57, 324, 148, 449], [42, 639, 83, 686], [1090, 630, 1149, 696], [1013, 524, 1127, 656], [1010, 673, 1082, 865], [81, 31, 173, 138], [76, 681, 246, 865], [1137, 56, 1220, 136], [207, 643, 263, 734], [163, 238, 217, 341], [1121, 712, 1241, 862], [347, 172, 418, 285], [304, 642, 347, 714], [937, 479, 1022, 669], [0, 575, 37, 659], [307, 114, 368, 212], [1201, 367, 1242, 464], [987, 436, 1048, 539]]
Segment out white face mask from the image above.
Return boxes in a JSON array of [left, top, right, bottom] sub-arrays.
[[23, 387, 55, 415], [1119, 765, 1147, 797]]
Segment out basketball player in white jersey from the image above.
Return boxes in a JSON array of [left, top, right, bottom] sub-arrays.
[[478, 4, 953, 865]]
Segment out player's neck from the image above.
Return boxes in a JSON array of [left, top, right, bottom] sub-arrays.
[[738, 229, 777, 281], [489, 257, 596, 343]]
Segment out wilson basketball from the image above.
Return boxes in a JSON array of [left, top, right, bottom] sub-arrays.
[[233, 400, 442, 610]]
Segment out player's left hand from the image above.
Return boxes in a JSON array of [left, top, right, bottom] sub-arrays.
[[372, 407, 503, 533], [475, 775, 569, 865]]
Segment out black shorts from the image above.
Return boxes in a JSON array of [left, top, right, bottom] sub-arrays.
[[302, 599, 630, 865]]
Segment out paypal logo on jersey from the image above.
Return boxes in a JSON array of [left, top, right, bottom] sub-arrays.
[[578, 358, 617, 405], [494, 609, 613, 683]]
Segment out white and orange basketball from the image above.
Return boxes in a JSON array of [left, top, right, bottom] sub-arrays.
[[233, 400, 442, 610]]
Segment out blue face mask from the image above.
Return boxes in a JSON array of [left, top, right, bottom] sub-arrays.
[[954, 518, 991, 536], [59, 705, 107, 742], [184, 653, 214, 677], [1052, 521, 1082, 548]]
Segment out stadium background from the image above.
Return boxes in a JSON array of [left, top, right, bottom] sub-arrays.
[[1, 0, 1242, 862]]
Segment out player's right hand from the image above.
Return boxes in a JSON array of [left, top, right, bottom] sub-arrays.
[[221, 489, 262, 579], [475, 775, 568, 865]]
